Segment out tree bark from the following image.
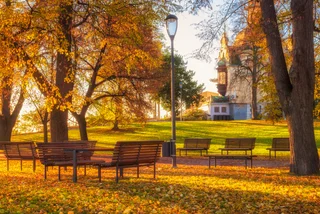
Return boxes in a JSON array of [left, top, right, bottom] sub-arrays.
[[43, 111, 48, 143], [260, 0, 319, 175], [72, 113, 88, 141], [50, 3, 74, 142], [0, 77, 24, 141]]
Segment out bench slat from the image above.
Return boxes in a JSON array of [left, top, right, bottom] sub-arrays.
[[219, 138, 256, 155], [178, 138, 211, 156]]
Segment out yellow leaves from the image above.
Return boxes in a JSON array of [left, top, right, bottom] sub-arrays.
[[0, 160, 320, 213]]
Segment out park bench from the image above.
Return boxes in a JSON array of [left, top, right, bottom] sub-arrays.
[[177, 138, 211, 156], [36, 142, 105, 180], [219, 138, 256, 155], [1, 141, 38, 172], [266, 138, 290, 158], [204, 154, 257, 168], [96, 140, 163, 183]]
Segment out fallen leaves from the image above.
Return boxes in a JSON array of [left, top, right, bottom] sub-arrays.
[[0, 161, 319, 213]]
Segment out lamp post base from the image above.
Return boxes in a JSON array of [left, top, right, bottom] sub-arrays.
[[170, 139, 177, 168]]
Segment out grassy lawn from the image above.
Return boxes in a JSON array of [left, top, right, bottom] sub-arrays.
[[1, 120, 319, 213], [0, 161, 319, 213], [12, 120, 320, 156]]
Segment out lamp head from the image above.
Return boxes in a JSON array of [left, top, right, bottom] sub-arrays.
[[165, 14, 178, 40]]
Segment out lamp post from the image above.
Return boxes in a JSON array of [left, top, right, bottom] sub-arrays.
[[179, 82, 183, 121], [165, 14, 178, 168]]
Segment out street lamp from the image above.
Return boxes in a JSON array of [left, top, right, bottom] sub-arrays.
[[179, 82, 183, 121], [165, 14, 178, 168]]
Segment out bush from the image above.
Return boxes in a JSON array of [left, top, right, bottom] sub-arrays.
[[183, 109, 209, 121]]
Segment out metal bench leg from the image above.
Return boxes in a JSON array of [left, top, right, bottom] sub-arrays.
[[33, 158, 36, 172], [98, 166, 101, 182], [116, 166, 119, 183], [20, 160, 22, 171], [84, 165, 87, 176], [208, 157, 211, 169], [44, 166, 47, 179], [269, 150, 271, 159], [137, 166, 139, 178], [58, 166, 61, 181]]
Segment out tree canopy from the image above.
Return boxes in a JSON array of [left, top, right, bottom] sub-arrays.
[[156, 52, 205, 115]]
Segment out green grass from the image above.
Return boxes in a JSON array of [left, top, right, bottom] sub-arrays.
[[12, 120, 320, 157]]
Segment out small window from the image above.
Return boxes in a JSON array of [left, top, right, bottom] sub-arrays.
[[214, 107, 220, 113], [221, 107, 227, 113]]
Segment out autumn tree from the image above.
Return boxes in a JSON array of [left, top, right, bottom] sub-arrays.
[[185, 0, 319, 174], [69, 2, 165, 139], [259, 0, 319, 174], [0, 1, 29, 141], [229, 3, 269, 119], [0, 1, 168, 141]]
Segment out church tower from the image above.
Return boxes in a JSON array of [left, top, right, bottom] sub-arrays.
[[216, 31, 229, 96]]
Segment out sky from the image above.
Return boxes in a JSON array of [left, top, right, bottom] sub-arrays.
[[163, 11, 221, 93]]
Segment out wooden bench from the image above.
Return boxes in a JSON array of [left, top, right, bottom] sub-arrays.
[[96, 140, 163, 183], [266, 138, 290, 158], [177, 138, 211, 156], [204, 154, 257, 168], [36, 142, 105, 180], [1, 142, 38, 172], [219, 138, 256, 155]]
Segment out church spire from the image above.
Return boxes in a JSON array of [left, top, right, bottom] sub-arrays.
[[218, 26, 229, 63]]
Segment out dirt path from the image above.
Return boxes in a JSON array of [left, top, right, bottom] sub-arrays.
[[159, 156, 290, 168]]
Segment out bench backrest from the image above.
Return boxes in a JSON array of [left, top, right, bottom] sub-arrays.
[[63, 140, 97, 148], [2, 142, 37, 159], [110, 140, 163, 166], [36, 142, 94, 165], [183, 138, 211, 149], [272, 138, 290, 148], [225, 138, 256, 149]]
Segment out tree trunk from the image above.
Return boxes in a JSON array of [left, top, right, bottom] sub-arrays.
[[72, 113, 88, 141], [260, 0, 319, 175], [112, 120, 120, 131], [50, 3, 74, 142], [43, 111, 48, 143], [0, 78, 24, 141], [50, 110, 68, 142], [251, 46, 259, 120], [251, 84, 258, 119], [0, 117, 13, 141]]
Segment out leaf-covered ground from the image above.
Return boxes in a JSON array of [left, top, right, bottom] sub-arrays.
[[0, 161, 319, 214]]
